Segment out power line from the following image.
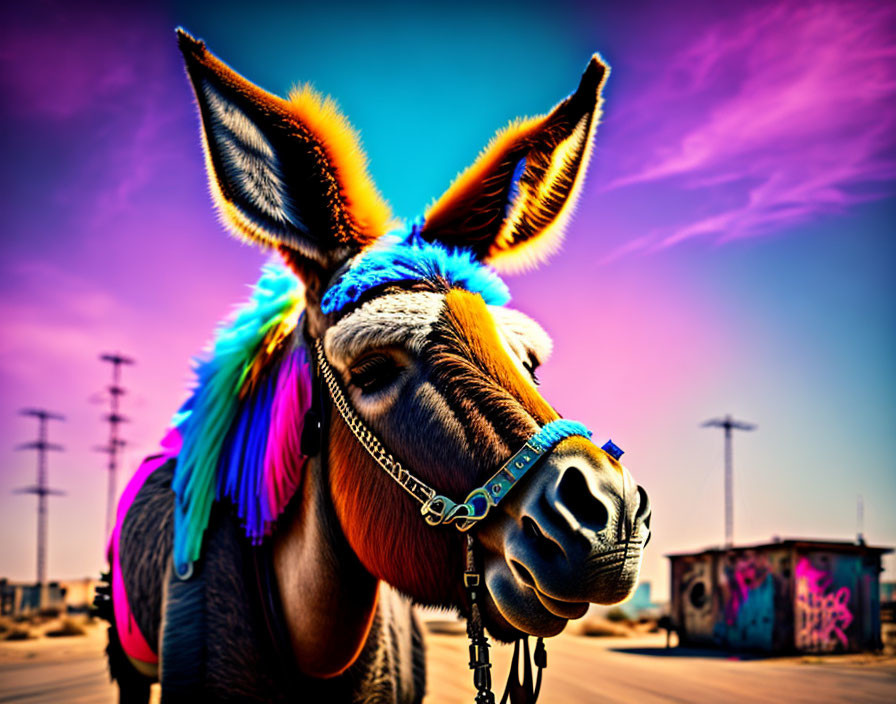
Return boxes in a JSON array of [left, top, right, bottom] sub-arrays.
[[14, 409, 66, 586], [701, 414, 756, 548], [97, 353, 135, 544]]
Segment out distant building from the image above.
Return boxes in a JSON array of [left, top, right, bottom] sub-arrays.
[[881, 581, 895, 625], [667, 539, 892, 653], [0, 579, 66, 615]]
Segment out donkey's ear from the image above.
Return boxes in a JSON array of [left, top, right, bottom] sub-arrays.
[[177, 29, 392, 267], [421, 56, 608, 271]]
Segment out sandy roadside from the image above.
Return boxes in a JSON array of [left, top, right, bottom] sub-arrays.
[[0, 618, 108, 664], [3, 617, 894, 668], [2, 617, 894, 704]]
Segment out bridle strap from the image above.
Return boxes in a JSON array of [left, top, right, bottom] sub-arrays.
[[500, 637, 546, 704], [421, 438, 552, 531], [464, 535, 495, 704], [313, 339, 590, 531]]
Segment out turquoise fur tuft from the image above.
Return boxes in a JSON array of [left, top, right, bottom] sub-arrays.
[[530, 419, 592, 451], [321, 224, 511, 314]]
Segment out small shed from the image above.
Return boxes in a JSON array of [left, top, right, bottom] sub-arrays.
[[0, 579, 67, 616], [668, 539, 891, 653]]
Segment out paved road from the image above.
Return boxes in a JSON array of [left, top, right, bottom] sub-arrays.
[[0, 653, 114, 704], [1, 630, 894, 703], [427, 633, 896, 703]]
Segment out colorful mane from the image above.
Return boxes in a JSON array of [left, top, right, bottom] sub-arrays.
[[170, 262, 310, 575]]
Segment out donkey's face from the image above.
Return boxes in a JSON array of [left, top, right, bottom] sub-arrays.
[[178, 30, 650, 640], [324, 283, 650, 638]]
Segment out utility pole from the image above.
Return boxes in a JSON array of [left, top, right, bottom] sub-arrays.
[[857, 494, 865, 544], [98, 353, 134, 543], [14, 409, 66, 586], [701, 414, 756, 548]]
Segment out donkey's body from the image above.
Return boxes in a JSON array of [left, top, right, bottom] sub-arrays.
[[111, 454, 425, 701], [104, 29, 651, 702]]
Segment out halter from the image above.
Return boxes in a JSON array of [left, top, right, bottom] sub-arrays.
[[314, 340, 592, 530], [311, 337, 621, 703]]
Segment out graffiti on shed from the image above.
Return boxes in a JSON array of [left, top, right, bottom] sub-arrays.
[[716, 550, 777, 650], [668, 540, 890, 653], [795, 556, 854, 651]]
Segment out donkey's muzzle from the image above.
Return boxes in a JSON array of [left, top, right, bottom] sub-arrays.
[[496, 436, 648, 606]]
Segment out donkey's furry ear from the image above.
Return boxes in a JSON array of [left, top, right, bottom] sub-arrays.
[[176, 29, 392, 268], [422, 56, 608, 272]]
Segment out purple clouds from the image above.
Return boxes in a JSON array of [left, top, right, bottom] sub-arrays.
[[0, 2, 166, 121], [0, 1, 189, 231], [604, 0, 896, 253]]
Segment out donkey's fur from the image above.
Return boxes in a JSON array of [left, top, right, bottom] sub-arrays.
[[115, 454, 426, 702], [119, 459, 174, 650]]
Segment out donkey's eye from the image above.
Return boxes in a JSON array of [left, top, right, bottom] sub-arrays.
[[522, 353, 541, 386], [349, 354, 402, 395]]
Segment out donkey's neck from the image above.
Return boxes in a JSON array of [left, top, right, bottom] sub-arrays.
[[272, 453, 380, 678]]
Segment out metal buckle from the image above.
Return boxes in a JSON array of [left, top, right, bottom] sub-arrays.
[[421, 495, 456, 526], [451, 488, 495, 531]]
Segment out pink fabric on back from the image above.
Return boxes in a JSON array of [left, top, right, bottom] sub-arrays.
[[109, 427, 182, 664]]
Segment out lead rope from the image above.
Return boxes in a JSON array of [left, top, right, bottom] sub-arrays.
[[465, 534, 494, 704], [499, 637, 546, 704], [465, 536, 546, 704]]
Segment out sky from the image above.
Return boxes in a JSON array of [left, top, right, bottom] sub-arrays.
[[1, 0, 894, 602]]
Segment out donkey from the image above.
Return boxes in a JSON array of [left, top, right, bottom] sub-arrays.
[[99, 29, 651, 703]]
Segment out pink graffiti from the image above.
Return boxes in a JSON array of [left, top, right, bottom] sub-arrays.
[[724, 554, 769, 625], [795, 558, 853, 651]]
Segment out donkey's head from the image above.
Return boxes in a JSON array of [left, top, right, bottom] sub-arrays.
[[178, 30, 650, 641]]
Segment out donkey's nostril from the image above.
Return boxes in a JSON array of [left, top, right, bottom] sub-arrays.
[[521, 515, 565, 561], [555, 466, 609, 532], [523, 515, 541, 541]]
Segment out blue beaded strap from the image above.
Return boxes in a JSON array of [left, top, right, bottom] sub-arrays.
[[421, 419, 593, 531]]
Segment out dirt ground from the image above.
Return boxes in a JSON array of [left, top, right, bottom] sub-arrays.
[[1, 617, 895, 703]]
